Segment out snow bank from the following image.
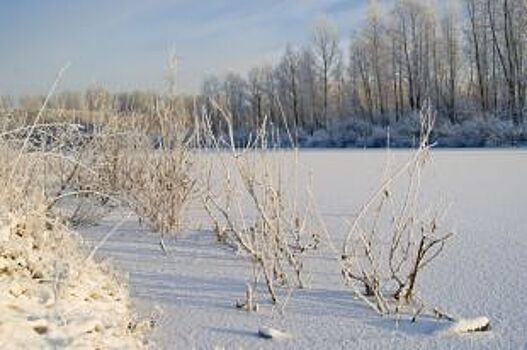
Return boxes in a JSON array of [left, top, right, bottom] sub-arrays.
[[0, 208, 147, 349]]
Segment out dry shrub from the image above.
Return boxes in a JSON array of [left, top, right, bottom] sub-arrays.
[[201, 104, 321, 306], [114, 134, 195, 235], [340, 106, 453, 317], [87, 105, 197, 235], [32, 99, 197, 235]]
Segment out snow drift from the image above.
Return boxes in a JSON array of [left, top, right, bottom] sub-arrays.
[[0, 208, 147, 348]]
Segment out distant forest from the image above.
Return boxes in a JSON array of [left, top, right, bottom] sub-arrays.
[[3, 0, 527, 147]]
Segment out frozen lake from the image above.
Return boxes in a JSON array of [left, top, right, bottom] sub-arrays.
[[82, 149, 527, 349]]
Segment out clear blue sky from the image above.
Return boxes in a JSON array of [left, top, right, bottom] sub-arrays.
[[0, 0, 375, 96]]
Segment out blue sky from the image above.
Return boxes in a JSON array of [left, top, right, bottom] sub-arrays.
[[0, 0, 375, 96]]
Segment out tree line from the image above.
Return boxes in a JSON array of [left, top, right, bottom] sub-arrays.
[[200, 0, 526, 145], [3, 0, 526, 147]]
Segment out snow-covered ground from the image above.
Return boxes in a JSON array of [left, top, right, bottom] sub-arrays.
[[81, 150, 527, 349]]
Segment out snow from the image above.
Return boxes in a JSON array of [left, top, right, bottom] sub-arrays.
[[449, 317, 491, 334], [81, 149, 527, 349], [257, 327, 293, 340], [0, 210, 146, 349]]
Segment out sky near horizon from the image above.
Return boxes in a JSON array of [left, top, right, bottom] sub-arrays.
[[0, 0, 375, 97]]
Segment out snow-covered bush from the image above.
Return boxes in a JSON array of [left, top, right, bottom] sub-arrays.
[[305, 118, 383, 148], [341, 107, 453, 316], [437, 116, 517, 147], [389, 112, 422, 148], [201, 103, 321, 306], [299, 110, 524, 149], [60, 106, 198, 236], [94, 127, 195, 236]]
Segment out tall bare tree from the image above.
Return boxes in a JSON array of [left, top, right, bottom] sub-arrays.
[[313, 17, 340, 128]]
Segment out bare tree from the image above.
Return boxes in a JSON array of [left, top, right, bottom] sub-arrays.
[[248, 67, 266, 132], [443, 2, 459, 123], [368, 1, 387, 120], [313, 17, 340, 128], [465, 0, 490, 112], [298, 47, 319, 133]]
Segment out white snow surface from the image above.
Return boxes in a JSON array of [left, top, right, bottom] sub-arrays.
[[81, 150, 527, 349], [449, 317, 491, 334]]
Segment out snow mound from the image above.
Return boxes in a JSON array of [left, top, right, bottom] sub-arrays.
[[0, 209, 147, 349], [257, 327, 293, 340], [449, 317, 491, 334]]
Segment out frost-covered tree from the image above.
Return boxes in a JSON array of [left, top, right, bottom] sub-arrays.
[[312, 17, 340, 128]]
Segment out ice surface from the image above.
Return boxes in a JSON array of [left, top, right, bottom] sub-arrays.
[[81, 150, 527, 349]]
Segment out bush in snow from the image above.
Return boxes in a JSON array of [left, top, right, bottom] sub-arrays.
[[340, 106, 453, 316], [201, 101, 321, 306]]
